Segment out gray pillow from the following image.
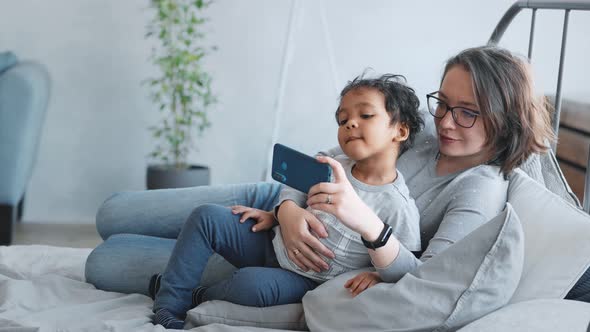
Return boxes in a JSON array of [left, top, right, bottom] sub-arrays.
[[507, 169, 590, 303], [303, 204, 524, 332], [457, 299, 590, 332], [185, 301, 306, 330]]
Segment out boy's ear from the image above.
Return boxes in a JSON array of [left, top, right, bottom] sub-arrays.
[[393, 123, 410, 142]]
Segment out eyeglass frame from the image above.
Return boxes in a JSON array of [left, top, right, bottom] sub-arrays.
[[426, 92, 480, 128]]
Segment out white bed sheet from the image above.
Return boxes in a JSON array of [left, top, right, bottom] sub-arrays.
[[0, 245, 294, 332], [0, 245, 171, 332]]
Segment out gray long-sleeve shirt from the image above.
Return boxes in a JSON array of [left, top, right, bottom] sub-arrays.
[[320, 132, 508, 282], [272, 155, 421, 283]]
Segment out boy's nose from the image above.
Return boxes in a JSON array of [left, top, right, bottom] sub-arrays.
[[346, 120, 359, 129]]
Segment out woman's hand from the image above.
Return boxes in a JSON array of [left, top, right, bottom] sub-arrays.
[[307, 156, 381, 238], [277, 200, 335, 273], [230, 205, 275, 232], [344, 271, 382, 297]]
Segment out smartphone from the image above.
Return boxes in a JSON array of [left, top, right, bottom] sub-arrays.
[[271, 143, 333, 194]]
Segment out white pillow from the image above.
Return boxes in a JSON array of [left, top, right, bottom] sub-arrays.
[[507, 169, 590, 303], [303, 204, 524, 332]]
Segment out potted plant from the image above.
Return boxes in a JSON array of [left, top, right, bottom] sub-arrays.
[[145, 0, 217, 189]]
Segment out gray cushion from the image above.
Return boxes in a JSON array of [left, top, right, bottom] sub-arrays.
[[302, 204, 524, 332], [186, 301, 306, 330], [457, 299, 590, 332], [185, 323, 300, 332], [507, 169, 590, 303]]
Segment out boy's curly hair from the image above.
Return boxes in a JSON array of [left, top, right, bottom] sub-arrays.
[[337, 73, 424, 154]]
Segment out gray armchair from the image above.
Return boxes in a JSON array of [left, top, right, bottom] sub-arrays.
[[0, 51, 50, 245]]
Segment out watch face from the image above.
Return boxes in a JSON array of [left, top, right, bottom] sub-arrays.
[[380, 225, 393, 246], [362, 223, 393, 249]]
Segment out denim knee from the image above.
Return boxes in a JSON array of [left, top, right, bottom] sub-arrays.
[[85, 243, 105, 289], [85, 238, 126, 293], [95, 192, 124, 240], [186, 203, 228, 230], [85, 234, 176, 295], [227, 267, 271, 307]]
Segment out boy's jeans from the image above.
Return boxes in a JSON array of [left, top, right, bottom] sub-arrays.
[[153, 203, 318, 317]]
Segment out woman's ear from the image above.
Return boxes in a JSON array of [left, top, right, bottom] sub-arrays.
[[393, 123, 410, 142]]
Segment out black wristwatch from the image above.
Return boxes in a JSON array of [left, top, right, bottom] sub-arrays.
[[361, 222, 393, 250]]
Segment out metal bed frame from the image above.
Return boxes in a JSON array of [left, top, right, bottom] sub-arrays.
[[487, 0, 590, 212]]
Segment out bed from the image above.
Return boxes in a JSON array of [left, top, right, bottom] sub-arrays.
[[2, 1, 590, 332], [3, 170, 590, 332]]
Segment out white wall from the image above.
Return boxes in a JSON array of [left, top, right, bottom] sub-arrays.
[[0, 0, 588, 223]]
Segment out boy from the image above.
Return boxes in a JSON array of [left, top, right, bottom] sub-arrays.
[[152, 74, 424, 329]]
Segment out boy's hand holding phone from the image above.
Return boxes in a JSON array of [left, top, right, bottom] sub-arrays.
[[230, 205, 276, 232]]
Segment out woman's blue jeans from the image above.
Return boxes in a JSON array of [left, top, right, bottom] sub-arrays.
[[85, 182, 283, 295], [154, 203, 317, 316]]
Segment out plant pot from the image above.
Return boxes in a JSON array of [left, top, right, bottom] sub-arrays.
[[147, 164, 210, 190]]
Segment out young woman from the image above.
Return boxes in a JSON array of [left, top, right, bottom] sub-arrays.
[[86, 46, 569, 303]]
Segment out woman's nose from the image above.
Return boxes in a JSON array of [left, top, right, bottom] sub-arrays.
[[439, 110, 456, 129]]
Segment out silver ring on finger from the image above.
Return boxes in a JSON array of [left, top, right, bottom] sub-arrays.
[[292, 248, 301, 256], [326, 194, 332, 204]]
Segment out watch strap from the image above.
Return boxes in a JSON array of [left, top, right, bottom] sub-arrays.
[[361, 222, 393, 250]]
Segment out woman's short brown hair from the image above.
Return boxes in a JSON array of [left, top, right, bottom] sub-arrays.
[[442, 45, 556, 176]]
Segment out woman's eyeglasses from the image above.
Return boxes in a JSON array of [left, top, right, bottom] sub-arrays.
[[426, 92, 479, 128]]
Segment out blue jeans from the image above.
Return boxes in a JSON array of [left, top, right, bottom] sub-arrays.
[[85, 182, 283, 295], [154, 204, 317, 316]]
